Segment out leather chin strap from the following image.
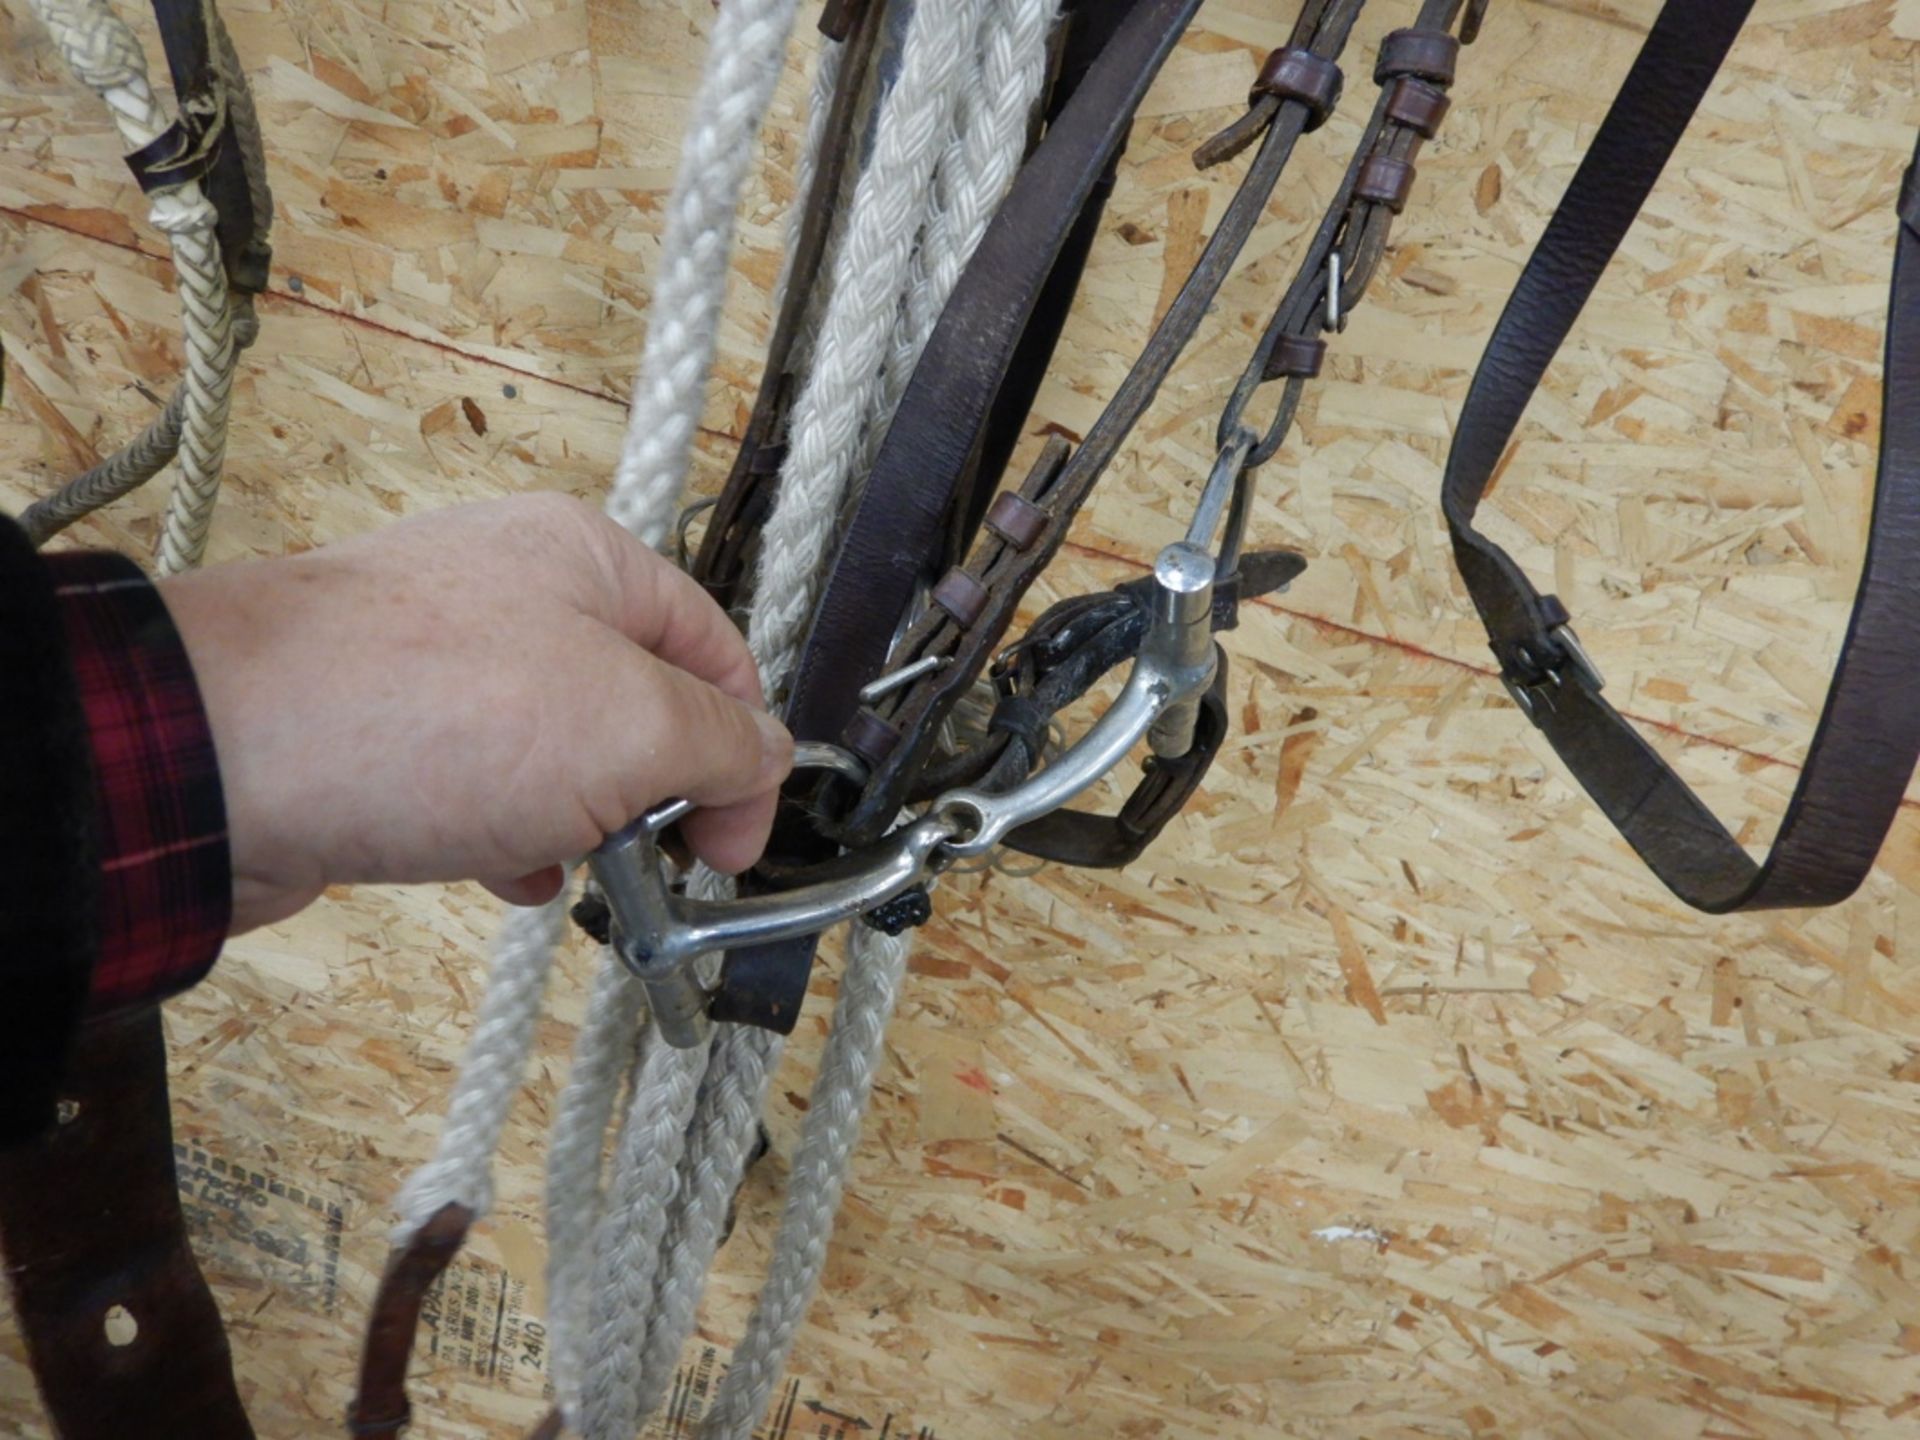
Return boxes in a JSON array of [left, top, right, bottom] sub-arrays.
[[1443, 0, 1920, 912]]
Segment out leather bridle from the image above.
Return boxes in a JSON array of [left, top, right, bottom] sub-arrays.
[[8, 0, 1920, 1437]]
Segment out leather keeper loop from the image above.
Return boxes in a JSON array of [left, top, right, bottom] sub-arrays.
[[984, 491, 1048, 551], [932, 568, 990, 627], [1356, 155, 1416, 214], [1266, 334, 1326, 381], [126, 121, 217, 194], [1383, 76, 1451, 139], [1374, 28, 1459, 87], [844, 708, 902, 764], [1250, 47, 1342, 131]]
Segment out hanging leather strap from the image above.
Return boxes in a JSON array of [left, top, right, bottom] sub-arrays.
[[829, 0, 1370, 850], [778, 0, 1198, 750], [693, 0, 890, 610], [1442, 0, 1920, 911], [706, 0, 1194, 1032], [142, 0, 273, 293], [0, 1009, 254, 1440]]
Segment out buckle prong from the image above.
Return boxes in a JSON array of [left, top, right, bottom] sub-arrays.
[[1502, 622, 1603, 723]]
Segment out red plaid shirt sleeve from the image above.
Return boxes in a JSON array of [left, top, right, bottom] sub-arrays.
[[45, 551, 230, 1011]]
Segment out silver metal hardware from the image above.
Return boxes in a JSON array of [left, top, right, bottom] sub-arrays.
[[1327, 249, 1343, 332], [1186, 428, 1257, 553], [933, 540, 1218, 856], [1501, 623, 1605, 722], [1146, 541, 1218, 758], [586, 541, 1220, 1046], [587, 740, 871, 1048], [859, 653, 950, 704], [1552, 623, 1605, 693], [590, 809, 961, 1048], [790, 740, 871, 788]]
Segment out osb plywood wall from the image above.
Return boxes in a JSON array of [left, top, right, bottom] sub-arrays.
[[5, 0, 1920, 1436]]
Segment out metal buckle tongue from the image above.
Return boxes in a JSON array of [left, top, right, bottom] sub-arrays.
[[1502, 622, 1605, 722]]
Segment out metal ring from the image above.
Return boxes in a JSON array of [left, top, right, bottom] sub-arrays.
[[1326, 249, 1343, 332], [791, 740, 871, 787]]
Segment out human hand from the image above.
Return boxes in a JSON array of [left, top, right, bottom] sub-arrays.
[[159, 493, 792, 932]]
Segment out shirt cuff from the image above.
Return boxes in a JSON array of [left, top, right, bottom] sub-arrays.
[[46, 552, 231, 1011]]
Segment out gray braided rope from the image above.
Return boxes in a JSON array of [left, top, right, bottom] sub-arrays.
[[18, 387, 185, 544], [25, 0, 251, 566], [210, 5, 274, 241]]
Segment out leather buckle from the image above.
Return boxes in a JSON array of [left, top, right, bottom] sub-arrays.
[[1501, 622, 1604, 722]]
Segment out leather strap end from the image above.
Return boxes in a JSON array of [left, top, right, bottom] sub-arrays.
[[1194, 100, 1275, 171], [349, 1203, 475, 1439], [818, 0, 866, 42]]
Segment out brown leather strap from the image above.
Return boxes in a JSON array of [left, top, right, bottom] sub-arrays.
[[706, 0, 1192, 1031], [1217, 0, 1473, 492], [693, 0, 889, 611], [145, 0, 272, 292], [1443, 0, 1920, 911], [348, 1202, 475, 1437], [830, 0, 1373, 849], [778, 0, 1197, 754], [0, 1009, 254, 1440]]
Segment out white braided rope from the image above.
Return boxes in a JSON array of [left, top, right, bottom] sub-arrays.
[[27, 0, 235, 573], [612, 6, 1056, 1434], [605, 0, 806, 547], [777, 40, 848, 382], [862, 0, 1057, 490], [628, 1021, 782, 1421], [694, 925, 913, 1440], [748, 0, 990, 695], [152, 202, 234, 575], [390, 0, 803, 1253], [542, 953, 646, 1406], [576, 1030, 707, 1440], [391, 894, 572, 1232], [396, 4, 1055, 1436]]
